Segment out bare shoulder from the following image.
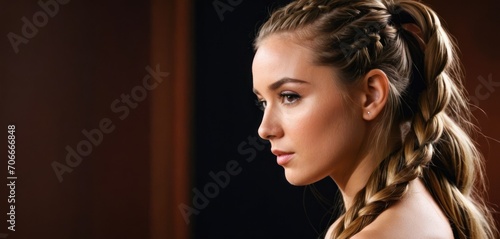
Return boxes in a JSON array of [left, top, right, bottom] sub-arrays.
[[327, 179, 454, 239], [352, 179, 454, 239]]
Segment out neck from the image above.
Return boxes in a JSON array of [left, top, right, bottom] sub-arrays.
[[333, 153, 376, 210], [332, 123, 403, 210]]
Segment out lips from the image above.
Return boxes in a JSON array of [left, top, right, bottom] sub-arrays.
[[271, 149, 294, 166]]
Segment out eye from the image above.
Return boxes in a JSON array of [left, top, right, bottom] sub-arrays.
[[280, 92, 300, 105], [255, 99, 267, 111]]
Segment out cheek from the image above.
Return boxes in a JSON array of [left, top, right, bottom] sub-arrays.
[[298, 96, 348, 138], [292, 97, 363, 161], [281, 98, 363, 185]]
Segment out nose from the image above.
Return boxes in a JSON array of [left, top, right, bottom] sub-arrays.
[[258, 107, 283, 140]]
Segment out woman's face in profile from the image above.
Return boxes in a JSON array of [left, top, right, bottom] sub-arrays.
[[252, 34, 368, 185]]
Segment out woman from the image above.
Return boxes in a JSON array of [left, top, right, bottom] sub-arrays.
[[251, 0, 499, 238]]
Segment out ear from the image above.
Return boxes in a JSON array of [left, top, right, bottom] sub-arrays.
[[360, 69, 389, 121]]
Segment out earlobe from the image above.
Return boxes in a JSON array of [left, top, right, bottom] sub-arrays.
[[361, 69, 389, 121]]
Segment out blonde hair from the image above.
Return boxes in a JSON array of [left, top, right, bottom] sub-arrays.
[[254, 0, 499, 238]]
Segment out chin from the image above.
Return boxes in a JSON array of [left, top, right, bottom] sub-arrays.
[[284, 170, 321, 186]]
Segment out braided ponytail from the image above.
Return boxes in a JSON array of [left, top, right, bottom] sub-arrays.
[[395, 2, 498, 238], [254, 0, 498, 238]]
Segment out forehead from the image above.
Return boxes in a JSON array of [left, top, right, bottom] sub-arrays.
[[252, 35, 316, 82]]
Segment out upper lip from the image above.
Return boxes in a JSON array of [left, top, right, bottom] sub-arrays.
[[271, 149, 293, 156]]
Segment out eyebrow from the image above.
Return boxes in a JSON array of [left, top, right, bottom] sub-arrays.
[[253, 77, 309, 95]]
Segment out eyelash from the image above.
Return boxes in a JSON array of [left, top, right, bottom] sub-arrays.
[[255, 92, 301, 111]]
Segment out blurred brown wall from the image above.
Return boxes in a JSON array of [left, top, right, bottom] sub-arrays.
[[0, 0, 190, 238]]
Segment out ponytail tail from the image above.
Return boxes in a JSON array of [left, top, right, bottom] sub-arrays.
[[397, 1, 498, 238]]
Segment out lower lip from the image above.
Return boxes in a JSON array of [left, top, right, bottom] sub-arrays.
[[277, 154, 293, 166]]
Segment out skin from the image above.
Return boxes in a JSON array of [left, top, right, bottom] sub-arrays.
[[252, 34, 454, 238], [325, 179, 454, 239]]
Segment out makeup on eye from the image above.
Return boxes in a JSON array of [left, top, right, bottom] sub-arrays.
[[254, 91, 301, 111], [279, 91, 300, 105]]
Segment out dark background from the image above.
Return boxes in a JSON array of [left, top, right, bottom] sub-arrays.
[[0, 0, 499, 239], [193, 1, 338, 238]]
